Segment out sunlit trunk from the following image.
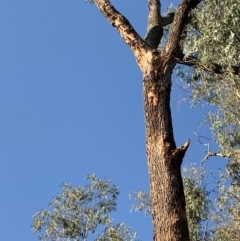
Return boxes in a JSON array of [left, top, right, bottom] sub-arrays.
[[142, 52, 190, 241]]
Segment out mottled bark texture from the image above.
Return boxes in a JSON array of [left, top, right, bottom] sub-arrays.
[[92, 0, 201, 240], [143, 51, 190, 241], [145, 0, 162, 48]]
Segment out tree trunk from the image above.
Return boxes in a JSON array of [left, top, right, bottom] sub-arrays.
[[142, 51, 190, 241], [91, 0, 201, 240]]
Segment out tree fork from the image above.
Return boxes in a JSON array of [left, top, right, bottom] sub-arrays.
[[91, 0, 200, 240]]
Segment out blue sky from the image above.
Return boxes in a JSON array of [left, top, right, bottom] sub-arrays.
[[0, 1, 226, 240]]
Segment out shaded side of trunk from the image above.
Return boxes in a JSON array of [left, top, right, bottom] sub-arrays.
[[143, 52, 190, 241]]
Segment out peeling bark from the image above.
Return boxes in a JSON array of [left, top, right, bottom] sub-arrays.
[[143, 51, 190, 241], [93, 0, 148, 56], [91, 0, 201, 240]]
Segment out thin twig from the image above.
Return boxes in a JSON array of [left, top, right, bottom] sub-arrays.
[[203, 210, 222, 241], [193, 132, 229, 166]]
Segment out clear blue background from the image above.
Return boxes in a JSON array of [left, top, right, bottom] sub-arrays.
[[0, 1, 225, 240]]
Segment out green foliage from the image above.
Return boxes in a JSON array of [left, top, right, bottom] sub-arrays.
[[32, 174, 139, 241], [129, 164, 239, 241], [181, 0, 240, 176], [32, 171, 237, 241], [182, 165, 210, 241], [96, 223, 139, 241], [207, 170, 240, 241], [32, 1, 240, 241], [176, 2, 240, 239], [180, 3, 240, 238], [129, 190, 151, 216], [129, 164, 211, 241]]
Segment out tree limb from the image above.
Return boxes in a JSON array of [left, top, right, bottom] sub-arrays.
[[145, 0, 162, 48], [177, 54, 240, 75], [171, 139, 190, 164], [162, 12, 175, 27], [165, 0, 201, 58], [193, 132, 229, 166], [93, 0, 148, 54], [145, 1, 176, 49], [146, 0, 162, 32]]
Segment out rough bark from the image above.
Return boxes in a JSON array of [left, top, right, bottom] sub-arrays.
[[145, 0, 162, 48], [91, 0, 200, 240], [143, 50, 191, 241], [166, 0, 202, 57], [92, 0, 148, 56]]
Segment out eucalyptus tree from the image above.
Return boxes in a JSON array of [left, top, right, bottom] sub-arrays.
[[175, 0, 240, 241], [83, 1, 240, 240], [180, 1, 240, 239], [83, 1, 201, 240], [32, 174, 139, 241], [130, 165, 210, 241], [181, 0, 240, 173], [33, 0, 240, 240]]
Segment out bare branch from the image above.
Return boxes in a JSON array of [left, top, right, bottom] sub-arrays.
[[165, 0, 201, 57], [93, 0, 148, 54], [181, 138, 191, 151], [145, 1, 176, 48], [171, 139, 190, 164], [226, 191, 240, 202], [193, 132, 212, 144], [193, 132, 229, 166], [162, 12, 175, 27], [203, 211, 218, 241], [147, 0, 161, 32], [145, 0, 162, 48]]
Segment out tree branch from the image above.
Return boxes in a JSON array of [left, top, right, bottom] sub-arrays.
[[92, 0, 148, 54], [177, 54, 240, 75], [147, 0, 162, 32], [162, 12, 175, 27], [145, 0, 162, 48], [203, 211, 216, 241], [193, 132, 229, 166], [171, 139, 190, 164], [165, 0, 201, 58]]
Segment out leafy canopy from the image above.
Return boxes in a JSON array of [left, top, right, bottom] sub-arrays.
[[32, 1, 240, 240], [32, 174, 139, 241]]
